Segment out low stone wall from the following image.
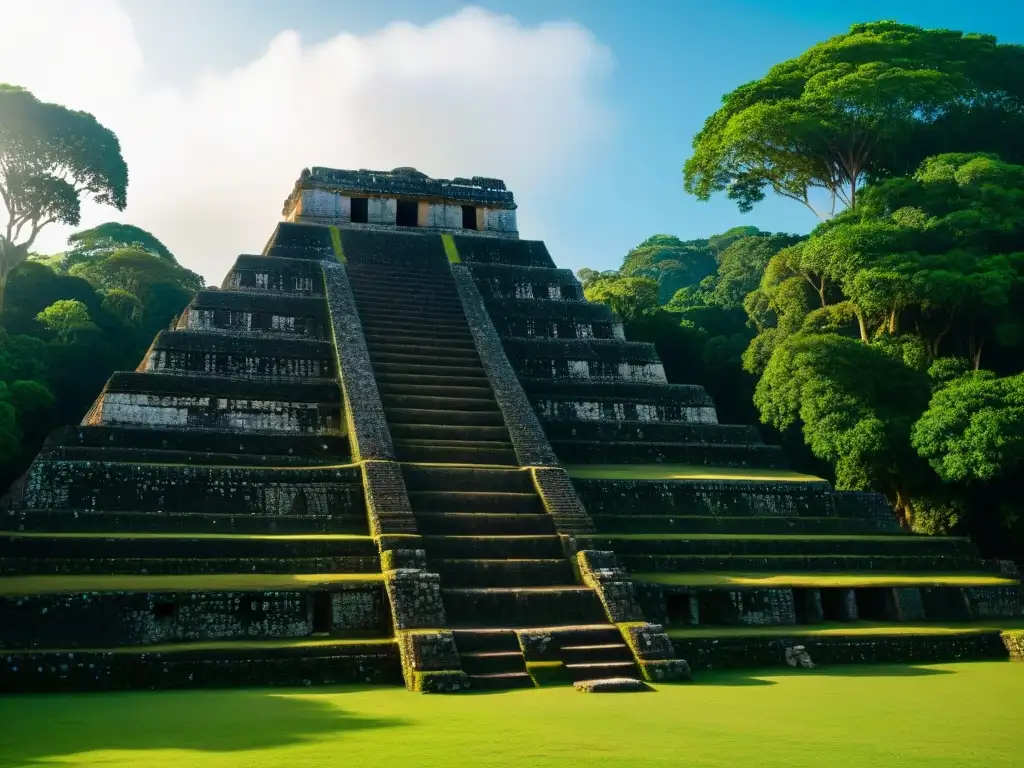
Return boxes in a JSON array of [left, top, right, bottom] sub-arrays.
[[1, 584, 389, 650], [222, 255, 325, 294], [451, 236, 556, 268], [672, 631, 1009, 671], [0, 642, 402, 692], [524, 380, 718, 424]]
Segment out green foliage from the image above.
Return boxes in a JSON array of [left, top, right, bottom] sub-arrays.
[[35, 299, 96, 343], [583, 276, 660, 322], [620, 234, 717, 302], [912, 371, 1024, 484], [0, 85, 128, 320], [0, 382, 22, 464], [67, 222, 176, 263], [683, 22, 1024, 217]]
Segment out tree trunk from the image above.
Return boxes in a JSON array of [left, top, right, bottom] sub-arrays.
[[893, 488, 914, 530], [855, 309, 869, 342]]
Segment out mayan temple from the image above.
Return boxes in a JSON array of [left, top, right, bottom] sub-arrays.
[[2, 166, 1020, 693]]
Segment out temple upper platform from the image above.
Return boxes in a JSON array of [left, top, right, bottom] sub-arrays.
[[282, 166, 518, 238]]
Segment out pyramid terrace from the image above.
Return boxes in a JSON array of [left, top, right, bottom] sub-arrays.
[[1, 166, 1020, 693]]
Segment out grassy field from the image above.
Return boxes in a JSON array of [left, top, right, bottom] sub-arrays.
[[667, 620, 1024, 639], [564, 463, 826, 482], [0, 662, 1021, 767], [634, 571, 1020, 588]]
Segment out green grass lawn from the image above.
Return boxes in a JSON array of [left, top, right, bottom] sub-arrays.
[[0, 531, 373, 541], [595, 533, 961, 541], [0, 662, 1021, 767], [565, 463, 826, 482], [634, 572, 1020, 588], [0, 572, 384, 596]]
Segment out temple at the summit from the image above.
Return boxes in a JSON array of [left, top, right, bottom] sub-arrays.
[[1, 166, 1020, 693]]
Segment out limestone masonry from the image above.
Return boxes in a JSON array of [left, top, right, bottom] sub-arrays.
[[1, 166, 1020, 693]]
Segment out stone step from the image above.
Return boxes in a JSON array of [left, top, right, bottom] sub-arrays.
[[443, 586, 607, 628], [351, 284, 462, 301], [355, 305, 467, 325], [407, 491, 545, 514], [415, 513, 557, 536], [379, 393, 499, 412], [590, 515, 898, 535], [363, 332, 477, 351], [393, 441, 518, 465], [46, 445, 345, 468], [8, 510, 368, 535], [451, 628, 521, 653], [355, 299, 465, 318], [367, 342, 481, 361], [389, 423, 511, 442], [467, 672, 535, 691], [385, 407, 506, 427], [359, 319, 474, 340], [1, 555, 380, 576], [432, 558, 576, 587], [460, 650, 527, 676], [424, 535, 565, 559], [370, 350, 485, 368], [402, 465, 536, 493], [564, 662, 639, 682], [374, 372, 493, 391], [559, 642, 635, 665], [375, 371, 489, 389], [620, 553, 993, 573]]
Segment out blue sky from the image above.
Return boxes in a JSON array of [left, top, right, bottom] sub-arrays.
[[12, 1, 1024, 279]]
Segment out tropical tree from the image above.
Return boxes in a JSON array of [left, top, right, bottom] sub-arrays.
[[0, 85, 128, 320], [35, 299, 96, 343], [583, 276, 660, 322], [683, 22, 1024, 218], [620, 235, 717, 302]]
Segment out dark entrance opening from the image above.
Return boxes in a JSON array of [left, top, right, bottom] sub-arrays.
[[396, 199, 418, 227], [462, 205, 478, 230], [820, 589, 849, 622], [153, 601, 178, 622], [855, 588, 892, 621], [792, 588, 814, 624], [350, 197, 368, 223], [312, 590, 332, 634], [664, 591, 694, 625]]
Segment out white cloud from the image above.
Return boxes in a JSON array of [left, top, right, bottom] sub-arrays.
[[0, 1, 614, 281]]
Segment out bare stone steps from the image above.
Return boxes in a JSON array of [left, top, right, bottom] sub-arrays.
[[415, 513, 557, 536], [7, 510, 369, 535], [459, 650, 528, 676], [591, 515, 899, 535], [432, 559, 577, 587], [423, 535, 564, 559], [377, 380, 493, 398], [359, 319, 474, 339], [374, 368, 489, 388], [468, 671, 537, 690], [442, 586, 607, 627], [355, 305, 470, 325], [564, 661, 639, 682], [379, 392, 500, 412], [367, 343, 483, 362], [2, 556, 380, 576], [389, 423, 512, 442], [402, 464, 537, 493], [543, 420, 764, 445], [363, 333, 477, 352], [369, 347, 484, 365], [406, 491, 543, 515], [584, 535, 976, 558], [619, 553, 994, 573], [340, 230, 451, 268], [393, 440, 518, 465], [352, 293, 464, 312], [385, 407, 506, 427], [551, 439, 789, 469], [452, 627, 522, 653]]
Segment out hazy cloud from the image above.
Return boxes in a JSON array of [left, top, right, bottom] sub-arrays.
[[0, 1, 614, 281]]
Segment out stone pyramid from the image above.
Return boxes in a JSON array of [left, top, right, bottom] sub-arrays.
[[1, 166, 1018, 693]]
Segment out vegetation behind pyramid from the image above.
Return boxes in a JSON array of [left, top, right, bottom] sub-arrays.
[[1, 166, 1019, 693]]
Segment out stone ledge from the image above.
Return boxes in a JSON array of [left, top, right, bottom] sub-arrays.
[[573, 677, 651, 693]]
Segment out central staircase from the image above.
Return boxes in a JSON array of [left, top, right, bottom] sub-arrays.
[[346, 252, 638, 689]]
